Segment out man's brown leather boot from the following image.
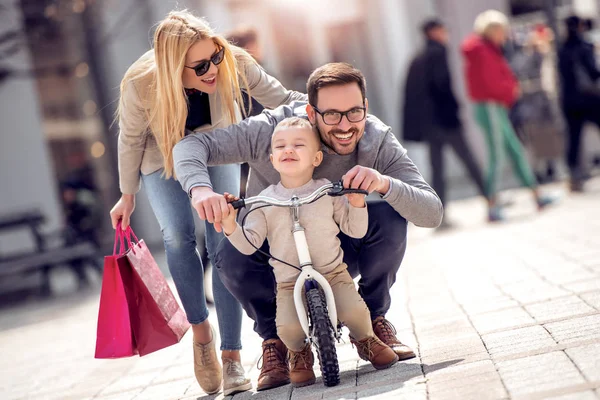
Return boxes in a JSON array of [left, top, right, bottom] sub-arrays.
[[257, 339, 290, 391], [350, 335, 399, 370], [288, 343, 316, 387], [372, 316, 416, 360]]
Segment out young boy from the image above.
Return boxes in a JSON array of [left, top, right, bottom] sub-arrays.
[[219, 117, 398, 388]]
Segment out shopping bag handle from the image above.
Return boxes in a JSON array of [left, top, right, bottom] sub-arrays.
[[113, 221, 141, 255], [126, 226, 139, 244], [113, 221, 126, 256], [122, 225, 140, 255]]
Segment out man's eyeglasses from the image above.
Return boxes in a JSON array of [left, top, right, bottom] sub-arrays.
[[185, 47, 225, 77], [312, 105, 366, 125]]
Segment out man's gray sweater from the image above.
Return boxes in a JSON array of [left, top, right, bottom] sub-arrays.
[[173, 101, 443, 228]]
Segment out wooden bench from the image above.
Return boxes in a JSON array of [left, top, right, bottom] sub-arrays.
[[0, 209, 101, 297], [0, 210, 46, 250]]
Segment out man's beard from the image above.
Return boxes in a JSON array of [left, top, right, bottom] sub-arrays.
[[317, 126, 360, 155]]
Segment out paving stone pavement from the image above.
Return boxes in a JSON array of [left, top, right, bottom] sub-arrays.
[[1, 178, 599, 400]]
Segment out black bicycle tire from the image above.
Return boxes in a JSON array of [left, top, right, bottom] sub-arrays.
[[306, 287, 340, 387]]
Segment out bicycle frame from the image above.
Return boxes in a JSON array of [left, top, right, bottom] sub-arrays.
[[288, 197, 340, 340], [231, 181, 366, 342]]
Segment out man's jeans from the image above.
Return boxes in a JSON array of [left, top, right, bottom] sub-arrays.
[[214, 199, 408, 340], [142, 164, 243, 350]]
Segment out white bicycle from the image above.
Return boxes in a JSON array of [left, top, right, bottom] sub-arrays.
[[231, 181, 368, 387]]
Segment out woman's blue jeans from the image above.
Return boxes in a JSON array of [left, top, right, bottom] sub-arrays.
[[142, 164, 243, 350]]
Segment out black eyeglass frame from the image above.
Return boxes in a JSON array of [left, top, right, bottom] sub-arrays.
[[185, 47, 225, 77], [311, 103, 367, 126]]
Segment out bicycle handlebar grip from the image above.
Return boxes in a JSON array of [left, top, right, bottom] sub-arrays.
[[344, 189, 369, 195], [231, 199, 246, 209], [329, 187, 369, 197]]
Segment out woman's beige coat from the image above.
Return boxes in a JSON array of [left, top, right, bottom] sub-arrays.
[[117, 49, 307, 194]]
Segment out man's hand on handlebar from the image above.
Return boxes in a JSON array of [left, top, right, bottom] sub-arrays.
[[190, 186, 230, 233], [342, 166, 390, 195]]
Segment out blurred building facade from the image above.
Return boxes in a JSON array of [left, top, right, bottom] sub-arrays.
[[1, 0, 600, 251]]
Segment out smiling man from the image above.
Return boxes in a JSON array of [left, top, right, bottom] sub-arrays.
[[174, 62, 442, 391]]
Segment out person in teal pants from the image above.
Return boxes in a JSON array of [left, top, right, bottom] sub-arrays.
[[461, 10, 556, 221]]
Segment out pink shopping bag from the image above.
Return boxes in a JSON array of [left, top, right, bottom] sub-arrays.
[[120, 227, 190, 356], [94, 227, 138, 358]]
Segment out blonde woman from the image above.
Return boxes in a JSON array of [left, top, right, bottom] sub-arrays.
[[109, 10, 306, 395]]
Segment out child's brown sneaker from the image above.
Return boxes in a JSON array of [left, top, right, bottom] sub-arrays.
[[350, 335, 399, 370], [288, 343, 316, 387]]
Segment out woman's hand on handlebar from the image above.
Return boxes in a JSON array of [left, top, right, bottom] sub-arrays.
[[110, 194, 135, 229], [221, 192, 239, 235], [190, 186, 230, 233]]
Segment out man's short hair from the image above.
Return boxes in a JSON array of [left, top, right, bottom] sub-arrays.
[[306, 63, 366, 107], [422, 18, 444, 36], [225, 26, 258, 49]]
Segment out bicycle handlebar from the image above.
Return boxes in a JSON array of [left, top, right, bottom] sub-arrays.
[[231, 181, 368, 210]]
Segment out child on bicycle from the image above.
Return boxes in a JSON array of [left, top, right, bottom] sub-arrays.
[[219, 117, 398, 387]]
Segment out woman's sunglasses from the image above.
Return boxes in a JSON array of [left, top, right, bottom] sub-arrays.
[[185, 47, 225, 77]]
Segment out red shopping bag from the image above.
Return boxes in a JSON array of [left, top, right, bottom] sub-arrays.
[[94, 228, 138, 358], [121, 227, 190, 356]]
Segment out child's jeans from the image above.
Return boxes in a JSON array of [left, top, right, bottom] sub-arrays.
[[275, 263, 373, 352]]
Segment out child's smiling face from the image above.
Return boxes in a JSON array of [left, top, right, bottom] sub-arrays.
[[270, 127, 322, 178]]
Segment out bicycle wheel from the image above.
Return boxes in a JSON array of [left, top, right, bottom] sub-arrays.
[[306, 286, 340, 387]]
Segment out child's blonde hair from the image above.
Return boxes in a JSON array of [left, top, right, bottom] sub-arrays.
[[272, 117, 319, 147], [274, 117, 312, 133]]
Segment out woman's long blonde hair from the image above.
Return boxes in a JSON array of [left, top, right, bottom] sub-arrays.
[[119, 10, 255, 178]]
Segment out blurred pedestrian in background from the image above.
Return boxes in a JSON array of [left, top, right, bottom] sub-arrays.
[[60, 152, 103, 288], [60, 180, 103, 288], [461, 10, 556, 222], [108, 10, 305, 396], [508, 24, 563, 184], [225, 25, 263, 64], [225, 26, 265, 117], [403, 18, 486, 228], [583, 18, 597, 43], [62, 151, 102, 247], [558, 15, 600, 192], [582, 17, 600, 171]]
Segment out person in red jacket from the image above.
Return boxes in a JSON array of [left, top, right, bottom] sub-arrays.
[[461, 10, 556, 221]]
